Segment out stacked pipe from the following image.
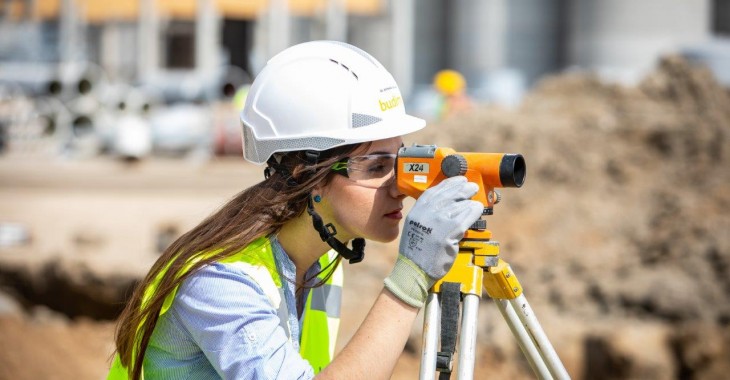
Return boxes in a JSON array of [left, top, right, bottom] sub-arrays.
[[0, 63, 64, 97], [55, 62, 107, 156], [108, 85, 155, 160], [0, 60, 160, 159], [0, 61, 105, 157], [0, 64, 62, 156], [0, 59, 250, 159], [0, 85, 72, 158]]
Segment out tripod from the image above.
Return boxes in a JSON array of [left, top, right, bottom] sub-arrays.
[[419, 228, 570, 380]]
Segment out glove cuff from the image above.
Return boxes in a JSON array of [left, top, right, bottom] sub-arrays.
[[384, 255, 434, 308]]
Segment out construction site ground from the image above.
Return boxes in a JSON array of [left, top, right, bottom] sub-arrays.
[[1, 56, 729, 379]]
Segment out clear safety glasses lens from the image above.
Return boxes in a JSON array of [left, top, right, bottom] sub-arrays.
[[331, 153, 397, 188]]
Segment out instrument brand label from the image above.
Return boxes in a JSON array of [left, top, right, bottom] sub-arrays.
[[403, 163, 429, 173]]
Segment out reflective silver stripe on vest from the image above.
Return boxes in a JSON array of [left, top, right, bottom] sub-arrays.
[[309, 283, 342, 318], [276, 287, 292, 338]]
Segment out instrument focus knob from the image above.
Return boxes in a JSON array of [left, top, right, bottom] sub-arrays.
[[441, 154, 468, 177]]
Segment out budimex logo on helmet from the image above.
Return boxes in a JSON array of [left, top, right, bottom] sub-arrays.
[[379, 96, 401, 111]]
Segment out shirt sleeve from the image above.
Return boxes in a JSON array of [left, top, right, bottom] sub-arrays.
[[170, 263, 316, 380]]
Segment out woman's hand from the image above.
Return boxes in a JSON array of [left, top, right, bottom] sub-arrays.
[[384, 176, 483, 307]]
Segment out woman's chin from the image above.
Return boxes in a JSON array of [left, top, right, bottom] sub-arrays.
[[368, 229, 400, 243]]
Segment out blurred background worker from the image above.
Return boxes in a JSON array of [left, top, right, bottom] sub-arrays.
[[432, 69, 474, 120]]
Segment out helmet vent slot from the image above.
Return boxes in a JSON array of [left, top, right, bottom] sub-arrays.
[[329, 58, 359, 81]]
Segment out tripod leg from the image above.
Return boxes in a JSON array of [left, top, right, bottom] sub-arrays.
[[495, 299, 553, 379], [456, 294, 479, 380], [420, 292, 441, 380], [509, 295, 570, 380]]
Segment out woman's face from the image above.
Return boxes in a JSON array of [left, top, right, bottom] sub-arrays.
[[317, 137, 406, 243]]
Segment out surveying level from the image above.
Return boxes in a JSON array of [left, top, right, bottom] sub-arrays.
[[397, 145, 570, 380], [396, 145, 525, 212]]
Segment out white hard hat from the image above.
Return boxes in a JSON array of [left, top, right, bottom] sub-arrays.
[[241, 40, 425, 164]]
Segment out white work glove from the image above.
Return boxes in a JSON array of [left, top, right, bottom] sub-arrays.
[[384, 176, 483, 308]]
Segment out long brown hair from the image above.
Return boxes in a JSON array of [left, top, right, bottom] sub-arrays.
[[114, 143, 365, 379]]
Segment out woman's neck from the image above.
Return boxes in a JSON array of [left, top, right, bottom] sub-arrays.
[[277, 213, 331, 284]]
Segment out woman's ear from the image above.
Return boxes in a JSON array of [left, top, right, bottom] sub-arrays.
[[313, 177, 333, 198], [312, 185, 326, 200]]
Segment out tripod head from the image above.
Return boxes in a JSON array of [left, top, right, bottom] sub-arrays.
[[396, 144, 526, 218]]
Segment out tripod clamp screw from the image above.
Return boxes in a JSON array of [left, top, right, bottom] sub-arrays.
[[488, 190, 502, 204]]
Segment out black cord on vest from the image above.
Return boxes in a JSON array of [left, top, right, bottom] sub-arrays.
[[307, 195, 365, 264]]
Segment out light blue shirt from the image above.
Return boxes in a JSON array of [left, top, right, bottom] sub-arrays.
[[144, 238, 320, 379]]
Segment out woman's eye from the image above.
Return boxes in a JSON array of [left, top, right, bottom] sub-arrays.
[[368, 164, 387, 173]]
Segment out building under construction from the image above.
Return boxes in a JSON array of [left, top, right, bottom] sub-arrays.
[[0, 0, 727, 158]]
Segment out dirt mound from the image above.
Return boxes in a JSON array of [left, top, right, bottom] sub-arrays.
[[409, 55, 730, 378]]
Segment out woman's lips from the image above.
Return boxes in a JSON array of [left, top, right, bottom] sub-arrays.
[[384, 208, 403, 219]]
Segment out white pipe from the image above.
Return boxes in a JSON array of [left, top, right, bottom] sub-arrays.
[[137, 0, 160, 82], [268, 0, 291, 57], [59, 0, 77, 63], [326, 0, 348, 41], [391, 0, 414, 97], [0, 63, 60, 96], [196, 0, 220, 76]]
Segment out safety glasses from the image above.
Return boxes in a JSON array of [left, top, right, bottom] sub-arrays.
[[331, 153, 397, 188]]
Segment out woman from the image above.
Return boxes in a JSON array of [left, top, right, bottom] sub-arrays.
[[109, 41, 482, 379]]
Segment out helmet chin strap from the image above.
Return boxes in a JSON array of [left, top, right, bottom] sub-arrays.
[[307, 195, 365, 264]]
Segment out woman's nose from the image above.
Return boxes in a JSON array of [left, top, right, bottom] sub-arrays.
[[386, 174, 405, 198]]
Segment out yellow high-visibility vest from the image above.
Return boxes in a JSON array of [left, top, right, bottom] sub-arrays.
[[107, 236, 342, 379]]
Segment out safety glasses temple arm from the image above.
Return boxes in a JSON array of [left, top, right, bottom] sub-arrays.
[[331, 162, 349, 171]]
